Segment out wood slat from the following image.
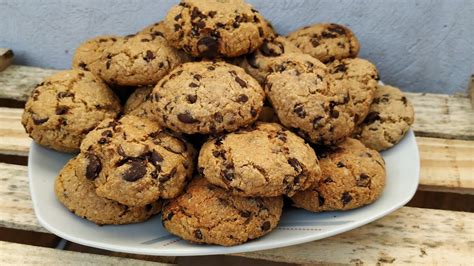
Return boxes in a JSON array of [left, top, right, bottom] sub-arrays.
[[0, 161, 473, 265], [0, 241, 169, 265], [0, 107, 30, 156], [0, 65, 473, 139], [0, 49, 14, 72]]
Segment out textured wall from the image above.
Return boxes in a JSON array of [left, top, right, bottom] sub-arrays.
[[0, 0, 473, 94]]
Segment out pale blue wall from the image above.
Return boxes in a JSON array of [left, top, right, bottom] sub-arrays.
[[0, 0, 473, 94]]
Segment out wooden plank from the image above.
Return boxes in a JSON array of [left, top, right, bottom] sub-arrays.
[[405, 92, 474, 140], [0, 49, 14, 72], [0, 65, 473, 140], [469, 74, 474, 108], [235, 207, 473, 265], [0, 65, 58, 101], [0, 107, 30, 156], [0, 241, 170, 265]]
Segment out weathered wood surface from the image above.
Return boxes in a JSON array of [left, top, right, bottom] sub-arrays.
[[0, 161, 473, 264], [0, 49, 14, 72], [0, 107, 31, 156], [235, 207, 474, 265], [0, 240, 169, 265], [1, 65, 472, 139]]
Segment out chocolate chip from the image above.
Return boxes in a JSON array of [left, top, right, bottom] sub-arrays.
[[261, 221, 271, 231], [311, 38, 320, 47], [401, 96, 408, 106], [322, 31, 338, 38], [323, 177, 334, 183], [208, 11, 217, 18], [277, 131, 287, 142], [177, 112, 200, 124], [240, 211, 251, 218], [288, 158, 302, 172], [221, 163, 234, 182], [105, 60, 111, 69], [318, 194, 325, 206], [150, 150, 164, 166], [152, 31, 164, 37], [250, 108, 258, 117], [164, 212, 174, 221], [159, 167, 177, 182], [78, 62, 89, 70], [174, 14, 182, 21], [57, 91, 74, 99], [364, 112, 381, 125], [334, 63, 347, 73], [261, 41, 284, 57], [214, 135, 225, 146], [207, 65, 215, 71], [258, 27, 264, 37], [187, 94, 197, 103], [193, 74, 202, 81], [189, 82, 199, 88], [98, 137, 107, 144], [174, 24, 182, 31], [357, 173, 371, 187], [336, 161, 345, 168], [233, 21, 240, 28], [213, 112, 223, 123], [330, 109, 340, 118], [144, 50, 155, 62], [54, 105, 69, 115], [86, 153, 101, 180], [212, 150, 226, 159], [123, 161, 147, 182], [327, 24, 346, 35], [194, 229, 203, 239], [293, 103, 306, 118], [197, 36, 219, 58], [341, 192, 353, 205], [246, 53, 259, 68], [234, 76, 247, 88], [312, 116, 324, 128], [236, 94, 248, 103], [33, 117, 49, 125]]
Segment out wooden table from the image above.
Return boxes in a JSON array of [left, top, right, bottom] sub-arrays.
[[0, 63, 473, 265]]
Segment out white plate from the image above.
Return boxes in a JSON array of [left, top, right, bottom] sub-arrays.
[[29, 130, 419, 256]]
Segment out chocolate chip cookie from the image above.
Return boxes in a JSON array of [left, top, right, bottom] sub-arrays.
[[287, 23, 359, 63], [76, 115, 195, 207], [265, 53, 355, 145], [72, 35, 119, 76], [234, 35, 302, 83], [328, 58, 379, 124], [148, 61, 265, 134], [291, 138, 386, 212], [21, 70, 121, 152], [162, 177, 283, 246], [124, 86, 153, 115], [199, 122, 321, 197], [55, 158, 162, 225], [163, 0, 273, 57], [353, 84, 415, 151]]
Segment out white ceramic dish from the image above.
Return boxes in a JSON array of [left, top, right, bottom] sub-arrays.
[[29, 130, 419, 256]]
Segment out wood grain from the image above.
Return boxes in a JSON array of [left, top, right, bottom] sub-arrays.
[[234, 207, 473, 265], [0, 241, 170, 265], [0, 107, 30, 156], [0, 49, 14, 72]]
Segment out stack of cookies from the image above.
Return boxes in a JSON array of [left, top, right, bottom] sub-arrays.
[[22, 0, 414, 246]]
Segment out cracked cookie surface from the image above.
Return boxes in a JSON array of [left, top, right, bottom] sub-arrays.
[[291, 138, 386, 212], [73, 32, 188, 86], [328, 58, 379, 124], [55, 158, 162, 225], [265, 53, 355, 145], [287, 23, 359, 63], [21, 70, 121, 152], [76, 115, 195, 207], [232, 35, 301, 84], [148, 61, 265, 134], [353, 84, 415, 151], [198, 122, 321, 197], [162, 177, 283, 246], [163, 0, 273, 57]]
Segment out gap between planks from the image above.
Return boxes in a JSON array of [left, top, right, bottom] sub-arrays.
[[0, 65, 473, 140], [0, 162, 472, 264]]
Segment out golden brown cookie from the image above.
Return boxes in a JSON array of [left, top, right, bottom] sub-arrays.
[[287, 23, 360, 63], [147, 61, 265, 134], [21, 70, 121, 152], [353, 84, 415, 151], [162, 178, 283, 246], [163, 0, 273, 57], [265, 53, 355, 145], [76, 115, 195, 207], [291, 138, 386, 211], [198, 122, 321, 197], [55, 158, 162, 225], [124, 86, 153, 114]]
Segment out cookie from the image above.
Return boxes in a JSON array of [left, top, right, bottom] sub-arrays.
[[76, 115, 195, 207], [162, 177, 283, 246], [163, 0, 273, 57], [138, 21, 167, 36], [55, 158, 162, 225], [328, 58, 379, 124], [291, 138, 386, 212], [265, 53, 355, 145], [72, 35, 119, 76], [198, 122, 321, 197], [21, 70, 121, 152], [353, 85, 415, 151], [148, 61, 265, 134], [287, 23, 359, 63], [234, 35, 302, 83], [124, 86, 153, 115]]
